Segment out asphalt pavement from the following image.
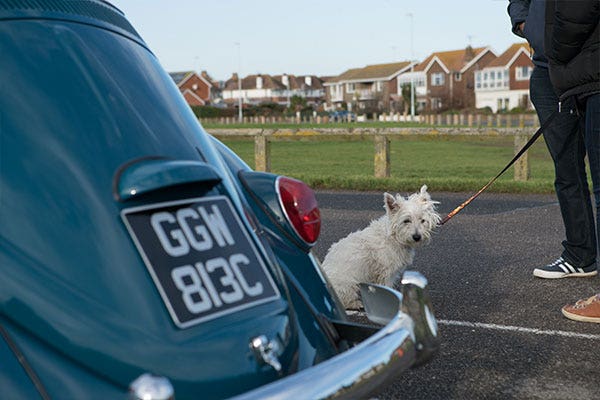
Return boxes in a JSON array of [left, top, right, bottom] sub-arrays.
[[313, 190, 600, 400]]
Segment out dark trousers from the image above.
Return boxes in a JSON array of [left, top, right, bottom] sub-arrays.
[[584, 93, 600, 243], [530, 66, 596, 267]]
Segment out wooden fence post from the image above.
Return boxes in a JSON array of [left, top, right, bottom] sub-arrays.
[[514, 133, 530, 181], [254, 133, 270, 172], [374, 134, 390, 178]]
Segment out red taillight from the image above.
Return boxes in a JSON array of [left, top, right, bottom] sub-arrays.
[[277, 177, 321, 245]]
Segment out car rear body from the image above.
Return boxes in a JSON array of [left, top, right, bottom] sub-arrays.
[[0, 1, 438, 399]]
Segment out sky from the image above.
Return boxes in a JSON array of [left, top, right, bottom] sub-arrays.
[[109, 0, 520, 82]]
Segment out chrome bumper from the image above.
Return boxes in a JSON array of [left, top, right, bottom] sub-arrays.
[[230, 271, 439, 400]]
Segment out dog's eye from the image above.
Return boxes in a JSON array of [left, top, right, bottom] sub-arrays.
[[403, 219, 410, 224], [421, 219, 426, 223]]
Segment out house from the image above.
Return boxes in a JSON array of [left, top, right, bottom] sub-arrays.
[[323, 61, 414, 113], [413, 46, 497, 112], [221, 74, 325, 107], [221, 73, 285, 106], [474, 42, 533, 112], [169, 71, 213, 106], [396, 65, 427, 113], [272, 74, 326, 107]]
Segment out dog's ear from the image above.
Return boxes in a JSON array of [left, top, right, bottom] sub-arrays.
[[384, 192, 400, 214], [419, 185, 431, 201], [417, 184, 440, 205]]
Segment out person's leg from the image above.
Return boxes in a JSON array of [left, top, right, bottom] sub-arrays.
[[529, 67, 596, 274], [584, 94, 600, 243], [561, 94, 600, 322]]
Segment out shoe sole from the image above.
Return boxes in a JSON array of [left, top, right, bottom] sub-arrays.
[[561, 308, 600, 323], [533, 269, 598, 279]]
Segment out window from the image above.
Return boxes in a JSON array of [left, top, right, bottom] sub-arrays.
[[477, 68, 510, 90], [431, 73, 445, 86], [516, 66, 532, 81], [454, 72, 462, 81], [346, 83, 355, 92]]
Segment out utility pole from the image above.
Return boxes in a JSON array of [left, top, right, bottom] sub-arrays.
[[406, 13, 415, 122], [235, 42, 243, 122]]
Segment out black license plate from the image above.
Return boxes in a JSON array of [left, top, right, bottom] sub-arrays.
[[121, 196, 280, 328]]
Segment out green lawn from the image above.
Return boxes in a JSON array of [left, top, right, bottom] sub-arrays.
[[217, 135, 559, 193]]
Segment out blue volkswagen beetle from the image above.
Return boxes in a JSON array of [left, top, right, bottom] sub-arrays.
[[0, 1, 439, 399]]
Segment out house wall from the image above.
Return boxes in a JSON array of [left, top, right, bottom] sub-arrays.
[[425, 63, 449, 112], [476, 89, 529, 112], [183, 91, 205, 106], [180, 75, 210, 103], [459, 51, 497, 110], [510, 52, 533, 91]]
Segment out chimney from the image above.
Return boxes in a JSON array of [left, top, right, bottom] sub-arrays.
[[232, 73, 239, 81], [465, 45, 475, 62]]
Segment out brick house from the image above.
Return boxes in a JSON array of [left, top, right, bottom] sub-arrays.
[[169, 71, 213, 106], [413, 46, 497, 112], [474, 42, 533, 112], [323, 61, 413, 112]]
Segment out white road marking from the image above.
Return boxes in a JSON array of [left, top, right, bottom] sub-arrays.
[[438, 319, 600, 340], [345, 310, 600, 340]]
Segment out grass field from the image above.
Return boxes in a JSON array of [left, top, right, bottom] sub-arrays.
[[217, 135, 560, 193]]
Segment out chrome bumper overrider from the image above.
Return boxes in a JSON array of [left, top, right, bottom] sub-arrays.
[[230, 271, 439, 400]]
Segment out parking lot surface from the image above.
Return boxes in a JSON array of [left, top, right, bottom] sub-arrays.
[[314, 191, 600, 400]]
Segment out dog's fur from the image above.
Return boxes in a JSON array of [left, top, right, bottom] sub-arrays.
[[321, 185, 440, 309]]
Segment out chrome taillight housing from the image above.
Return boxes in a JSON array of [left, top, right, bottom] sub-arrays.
[[276, 176, 321, 245]]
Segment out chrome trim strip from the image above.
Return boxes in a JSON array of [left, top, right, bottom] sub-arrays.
[[229, 285, 417, 400]]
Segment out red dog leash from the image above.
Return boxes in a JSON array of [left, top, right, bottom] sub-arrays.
[[440, 111, 559, 225]]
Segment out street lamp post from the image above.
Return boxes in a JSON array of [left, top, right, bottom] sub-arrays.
[[235, 42, 243, 122], [406, 13, 415, 122]]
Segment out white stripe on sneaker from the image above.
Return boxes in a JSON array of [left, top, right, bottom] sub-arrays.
[[557, 263, 570, 274], [563, 261, 576, 273]]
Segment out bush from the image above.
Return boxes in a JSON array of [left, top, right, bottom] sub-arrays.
[[191, 106, 235, 119]]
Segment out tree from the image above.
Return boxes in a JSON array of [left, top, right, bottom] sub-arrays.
[[401, 83, 412, 115], [289, 95, 307, 112]]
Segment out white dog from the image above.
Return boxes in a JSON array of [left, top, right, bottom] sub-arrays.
[[321, 185, 440, 309]]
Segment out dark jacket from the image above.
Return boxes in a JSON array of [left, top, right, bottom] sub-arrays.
[[508, 0, 548, 67], [545, 0, 600, 100]]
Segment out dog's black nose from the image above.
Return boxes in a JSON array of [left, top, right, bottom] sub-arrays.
[[412, 233, 421, 242]]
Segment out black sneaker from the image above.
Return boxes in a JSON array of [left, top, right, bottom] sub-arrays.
[[533, 257, 598, 279]]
